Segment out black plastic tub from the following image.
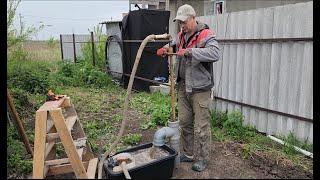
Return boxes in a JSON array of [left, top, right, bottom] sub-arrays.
[[104, 142, 177, 179]]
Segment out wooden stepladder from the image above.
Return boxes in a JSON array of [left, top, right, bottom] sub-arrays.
[[32, 96, 98, 179]]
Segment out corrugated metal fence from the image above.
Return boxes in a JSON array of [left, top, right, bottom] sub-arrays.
[[198, 2, 313, 142], [60, 34, 99, 63]]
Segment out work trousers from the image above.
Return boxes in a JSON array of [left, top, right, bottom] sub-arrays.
[[178, 82, 212, 162]]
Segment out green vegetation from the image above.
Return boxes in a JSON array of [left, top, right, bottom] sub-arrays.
[[210, 110, 313, 170], [80, 25, 107, 70], [123, 133, 142, 145], [131, 92, 172, 129], [7, 126, 33, 176]]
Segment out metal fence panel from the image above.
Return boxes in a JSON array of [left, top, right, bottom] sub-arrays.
[[198, 1, 313, 142]]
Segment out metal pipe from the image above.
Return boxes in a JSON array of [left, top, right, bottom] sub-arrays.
[[215, 96, 313, 123]]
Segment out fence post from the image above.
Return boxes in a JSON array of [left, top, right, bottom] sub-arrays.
[[91, 31, 96, 66], [59, 34, 64, 61], [72, 33, 77, 63]]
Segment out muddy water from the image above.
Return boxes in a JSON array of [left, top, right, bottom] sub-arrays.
[[130, 146, 170, 167]]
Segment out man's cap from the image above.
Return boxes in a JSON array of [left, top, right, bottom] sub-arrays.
[[173, 4, 196, 22]]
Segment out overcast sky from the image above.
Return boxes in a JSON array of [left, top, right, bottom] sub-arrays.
[[13, 0, 135, 40]]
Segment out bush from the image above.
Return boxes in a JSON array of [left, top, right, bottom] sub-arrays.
[[7, 60, 51, 94]]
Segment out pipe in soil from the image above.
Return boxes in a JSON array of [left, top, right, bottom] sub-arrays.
[[152, 120, 180, 168], [267, 135, 313, 158], [97, 33, 171, 179]]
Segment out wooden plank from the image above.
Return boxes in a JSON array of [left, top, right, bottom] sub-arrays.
[[38, 97, 66, 111], [32, 110, 47, 179], [47, 161, 89, 176], [45, 148, 84, 166], [46, 119, 54, 133], [49, 108, 88, 178], [72, 119, 94, 161], [74, 138, 87, 148], [45, 158, 69, 166], [86, 158, 98, 179], [60, 97, 71, 108], [66, 115, 77, 131], [45, 142, 55, 159], [46, 133, 60, 142]]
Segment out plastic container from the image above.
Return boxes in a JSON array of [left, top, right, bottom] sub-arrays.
[[104, 142, 177, 179]]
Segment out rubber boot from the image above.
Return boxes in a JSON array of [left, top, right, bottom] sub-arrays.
[[180, 154, 194, 162], [191, 160, 208, 172]]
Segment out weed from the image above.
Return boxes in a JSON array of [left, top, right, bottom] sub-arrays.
[[113, 114, 123, 122], [211, 127, 227, 142], [241, 144, 251, 159], [140, 119, 157, 130], [281, 132, 313, 155], [131, 92, 171, 127], [7, 126, 33, 175], [123, 133, 142, 145]]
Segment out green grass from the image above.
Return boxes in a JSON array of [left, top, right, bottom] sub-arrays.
[[7, 126, 33, 175], [210, 110, 313, 171], [122, 133, 142, 145]]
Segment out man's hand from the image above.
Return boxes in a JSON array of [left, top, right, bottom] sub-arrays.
[[156, 47, 169, 57], [177, 48, 191, 57]]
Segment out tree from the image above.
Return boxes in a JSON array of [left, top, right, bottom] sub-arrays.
[[7, 0, 44, 50]]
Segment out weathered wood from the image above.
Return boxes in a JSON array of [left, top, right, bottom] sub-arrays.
[[38, 97, 66, 111], [7, 89, 34, 156], [47, 161, 89, 176], [44, 148, 84, 166], [66, 115, 77, 131], [47, 119, 54, 133], [45, 142, 55, 159], [72, 115, 94, 161], [32, 110, 47, 179], [50, 108, 88, 178], [86, 158, 98, 179], [60, 97, 71, 108]]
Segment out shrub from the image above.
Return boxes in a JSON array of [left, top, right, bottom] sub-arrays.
[[7, 60, 51, 94]]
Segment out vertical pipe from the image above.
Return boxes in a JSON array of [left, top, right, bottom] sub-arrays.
[[165, 0, 170, 10], [91, 31, 96, 66], [7, 89, 33, 157], [169, 47, 176, 121], [72, 33, 77, 63], [59, 34, 64, 61]]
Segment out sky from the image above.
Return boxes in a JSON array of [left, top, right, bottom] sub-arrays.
[[13, 0, 138, 40]]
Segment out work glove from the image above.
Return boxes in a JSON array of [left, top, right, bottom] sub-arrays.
[[177, 48, 191, 57], [156, 47, 168, 57]]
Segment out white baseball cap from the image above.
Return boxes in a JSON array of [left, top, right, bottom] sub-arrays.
[[173, 4, 196, 22]]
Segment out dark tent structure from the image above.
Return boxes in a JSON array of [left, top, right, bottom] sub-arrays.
[[121, 9, 170, 91]]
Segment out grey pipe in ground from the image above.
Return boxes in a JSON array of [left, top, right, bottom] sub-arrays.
[[153, 120, 180, 168]]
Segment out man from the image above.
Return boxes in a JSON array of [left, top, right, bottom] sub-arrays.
[[156, 4, 220, 172]]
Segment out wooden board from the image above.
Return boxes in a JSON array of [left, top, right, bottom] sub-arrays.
[[32, 110, 48, 179], [86, 158, 98, 179], [50, 108, 88, 179]]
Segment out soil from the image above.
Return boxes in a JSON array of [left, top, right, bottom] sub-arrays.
[[19, 89, 312, 179], [121, 111, 313, 179], [45, 104, 313, 179]]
